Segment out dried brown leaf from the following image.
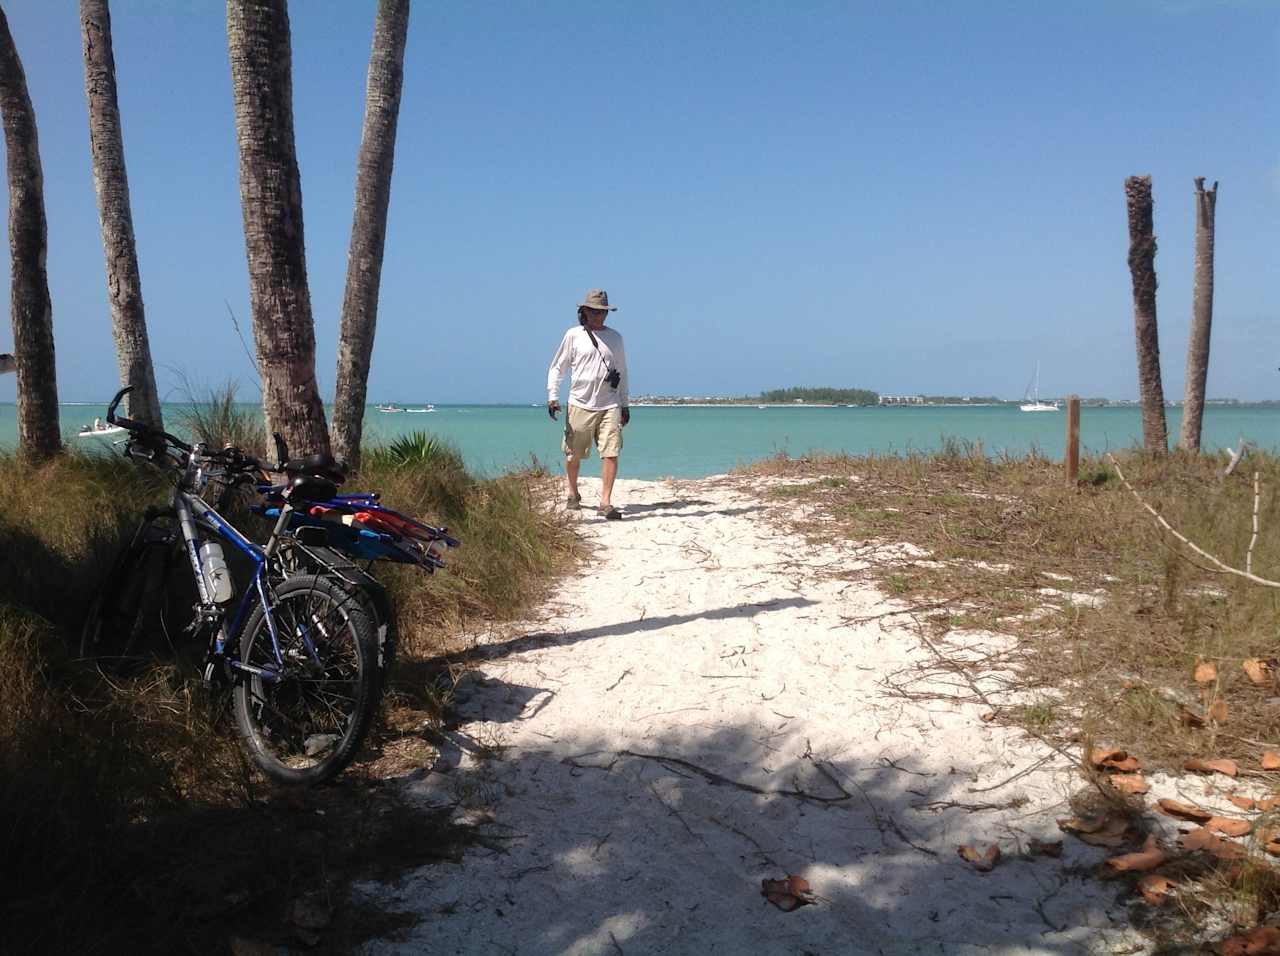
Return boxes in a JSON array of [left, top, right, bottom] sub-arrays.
[[1156, 799, 1213, 824], [1059, 813, 1131, 847], [1136, 872, 1174, 905], [1209, 698, 1229, 723], [1215, 925, 1280, 956], [1090, 748, 1141, 772], [761, 874, 817, 911], [1243, 659, 1271, 685], [1263, 752, 1280, 771], [1181, 827, 1246, 860], [1194, 660, 1218, 685], [1230, 795, 1258, 811], [957, 844, 1001, 872], [1185, 757, 1240, 778], [1109, 773, 1149, 795], [1206, 816, 1253, 838], [1105, 835, 1165, 872]]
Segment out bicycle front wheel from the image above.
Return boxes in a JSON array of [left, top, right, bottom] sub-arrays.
[[80, 516, 174, 664], [232, 575, 379, 786]]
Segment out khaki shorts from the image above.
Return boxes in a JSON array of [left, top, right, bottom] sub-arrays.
[[563, 405, 623, 461]]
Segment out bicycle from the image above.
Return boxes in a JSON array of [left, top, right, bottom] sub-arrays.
[[82, 387, 381, 786], [254, 432, 460, 681]]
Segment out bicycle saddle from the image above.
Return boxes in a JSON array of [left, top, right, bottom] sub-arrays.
[[283, 453, 346, 484], [287, 474, 339, 503]]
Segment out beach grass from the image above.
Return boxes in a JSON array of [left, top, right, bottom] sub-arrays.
[[744, 444, 1280, 933], [0, 442, 578, 953]]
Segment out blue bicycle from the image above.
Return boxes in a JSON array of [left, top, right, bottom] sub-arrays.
[[82, 388, 382, 786]]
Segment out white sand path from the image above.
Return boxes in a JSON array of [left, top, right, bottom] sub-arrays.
[[360, 475, 1150, 955]]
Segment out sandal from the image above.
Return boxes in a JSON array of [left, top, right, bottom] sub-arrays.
[[566, 493, 581, 510], [597, 505, 622, 520]]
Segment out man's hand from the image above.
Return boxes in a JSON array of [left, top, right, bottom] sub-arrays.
[[621, 406, 630, 427], [547, 400, 560, 421]]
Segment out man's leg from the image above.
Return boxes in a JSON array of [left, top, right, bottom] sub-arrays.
[[566, 454, 581, 501], [600, 456, 617, 507]]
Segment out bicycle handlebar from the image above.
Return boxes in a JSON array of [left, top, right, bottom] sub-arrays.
[[107, 386, 194, 454]]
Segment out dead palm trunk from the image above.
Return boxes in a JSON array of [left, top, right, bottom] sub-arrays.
[[0, 8, 60, 459], [332, 0, 410, 470], [80, 0, 163, 429], [226, 0, 330, 456], [1178, 177, 1217, 452], [1124, 175, 1168, 454]]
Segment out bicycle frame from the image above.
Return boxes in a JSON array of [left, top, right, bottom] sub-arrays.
[[173, 454, 320, 685]]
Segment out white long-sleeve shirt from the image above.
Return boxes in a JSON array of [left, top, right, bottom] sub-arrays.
[[546, 325, 628, 410]]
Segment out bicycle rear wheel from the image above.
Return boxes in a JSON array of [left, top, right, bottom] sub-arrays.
[[277, 541, 398, 680], [232, 575, 379, 786]]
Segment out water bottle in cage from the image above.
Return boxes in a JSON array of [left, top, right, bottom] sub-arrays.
[[199, 540, 233, 604]]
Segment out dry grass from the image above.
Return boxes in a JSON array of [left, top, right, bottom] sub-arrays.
[[746, 446, 1280, 768], [743, 445, 1280, 941]]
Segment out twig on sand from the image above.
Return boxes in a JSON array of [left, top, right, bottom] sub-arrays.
[[798, 741, 938, 858], [620, 750, 854, 806], [707, 814, 779, 866], [878, 756, 936, 778], [902, 613, 1099, 798], [841, 601, 953, 626], [647, 782, 707, 846], [605, 668, 633, 692], [965, 752, 1059, 794], [910, 798, 1023, 813], [1109, 453, 1280, 589], [609, 930, 625, 955]]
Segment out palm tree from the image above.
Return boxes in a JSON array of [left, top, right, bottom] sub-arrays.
[[226, 0, 330, 456], [80, 0, 163, 429], [331, 0, 411, 471], [0, 8, 60, 459], [1178, 177, 1218, 452], [1124, 175, 1167, 454]]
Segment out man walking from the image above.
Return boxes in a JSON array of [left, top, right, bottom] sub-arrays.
[[547, 289, 629, 519]]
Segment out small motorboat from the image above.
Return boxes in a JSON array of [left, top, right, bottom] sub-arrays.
[[405, 405, 435, 413], [375, 403, 405, 413], [78, 420, 126, 438]]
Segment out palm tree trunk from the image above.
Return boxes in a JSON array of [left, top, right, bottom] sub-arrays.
[[80, 0, 163, 430], [0, 9, 60, 459], [332, 0, 410, 471], [1178, 177, 1217, 452], [226, 0, 330, 456], [1124, 175, 1167, 454]]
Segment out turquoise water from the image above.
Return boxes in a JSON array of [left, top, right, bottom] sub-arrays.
[[3, 402, 1278, 480]]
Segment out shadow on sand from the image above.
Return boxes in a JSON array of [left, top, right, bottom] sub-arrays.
[[354, 675, 1146, 955]]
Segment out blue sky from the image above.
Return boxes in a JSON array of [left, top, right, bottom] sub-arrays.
[[0, 0, 1276, 404]]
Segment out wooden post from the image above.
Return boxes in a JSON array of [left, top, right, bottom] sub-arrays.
[[1066, 396, 1080, 485]]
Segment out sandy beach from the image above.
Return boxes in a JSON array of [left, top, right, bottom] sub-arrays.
[[357, 473, 1153, 955]]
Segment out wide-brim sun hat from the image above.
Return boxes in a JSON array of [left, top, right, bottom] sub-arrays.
[[579, 288, 617, 311]]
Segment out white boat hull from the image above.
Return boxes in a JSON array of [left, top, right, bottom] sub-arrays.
[[77, 426, 126, 437], [1019, 402, 1059, 412]]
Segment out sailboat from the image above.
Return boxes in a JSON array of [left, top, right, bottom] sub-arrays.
[[1020, 363, 1059, 412]]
